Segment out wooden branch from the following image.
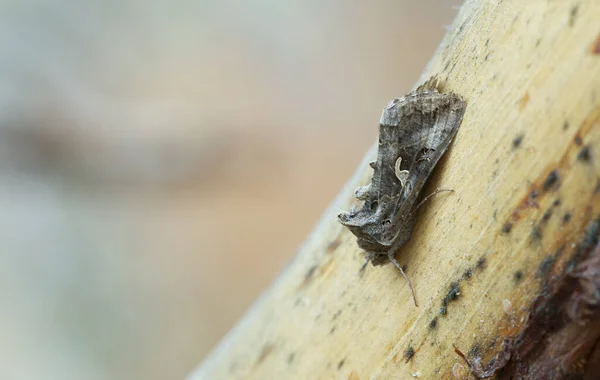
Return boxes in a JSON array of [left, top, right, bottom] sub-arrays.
[[189, 0, 600, 378]]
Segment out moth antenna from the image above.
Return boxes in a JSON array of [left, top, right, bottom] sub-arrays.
[[387, 253, 418, 306], [413, 188, 454, 213]]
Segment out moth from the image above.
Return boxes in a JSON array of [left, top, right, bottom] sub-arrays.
[[338, 77, 466, 306]]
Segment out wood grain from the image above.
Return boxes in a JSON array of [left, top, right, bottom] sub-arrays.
[[189, 0, 600, 378]]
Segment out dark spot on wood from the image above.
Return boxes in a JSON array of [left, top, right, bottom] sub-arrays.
[[327, 238, 341, 253], [502, 222, 513, 234], [515, 336, 523, 347], [463, 268, 473, 279], [577, 146, 591, 162], [512, 187, 541, 217], [531, 226, 543, 241], [485, 53, 489, 61], [404, 347, 415, 363], [486, 338, 498, 352], [444, 61, 450, 71], [563, 121, 569, 130], [567, 219, 600, 271], [563, 212, 572, 224], [569, 4, 579, 27], [287, 352, 295, 364], [512, 134, 524, 148], [429, 317, 438, 329], [332, 309, 342, 320], [535, 39, 541, 47], [477, 257, 487, 270], [470, 344, 480, 357], [440, 305, 447, 315], [537, 255, 556, 278], [553, 199, 561, 207], [330, 326, 336, 334], [470, 223, 473, 229], [442, 281, 461, 311], [541, 209, 552, 223], [302, 265, 318, 287], [256, 344, 275, 367], [530, 188, 539, 199], [456, 339, 514, 379], [358, 261, 367, 276], [450, 62, 457, 75], [513, 270, 523, 283], [337, 358, 346, 370], [583, 219, 600, 249], [542, 170, 560, 192], [574, 134, 583, 146], [485, 39, 490, 47]]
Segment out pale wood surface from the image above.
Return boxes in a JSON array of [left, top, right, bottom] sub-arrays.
[[189, 0, 600, 378]]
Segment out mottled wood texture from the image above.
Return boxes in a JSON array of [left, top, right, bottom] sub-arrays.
[[189, 0, 600, 378]]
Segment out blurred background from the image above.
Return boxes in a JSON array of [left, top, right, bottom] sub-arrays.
[[0, 1, 458, 379]]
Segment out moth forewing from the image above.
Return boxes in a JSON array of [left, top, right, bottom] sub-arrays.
[[338, 77, 466, 306]]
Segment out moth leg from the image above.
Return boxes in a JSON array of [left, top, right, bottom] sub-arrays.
[[387, 252, 418, 306], [358, 259, 369, 273], [413, 188, 454, 213], [354, 184, 371, 200]]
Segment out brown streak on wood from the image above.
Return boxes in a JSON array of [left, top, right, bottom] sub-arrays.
[[254, 343, 274, 368], [519, 92, 530, 110], [318, 258, 335, 280], [591, 33, 600, 55]]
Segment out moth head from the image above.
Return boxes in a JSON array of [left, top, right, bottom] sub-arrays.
[[338, 201, 399, 251]]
